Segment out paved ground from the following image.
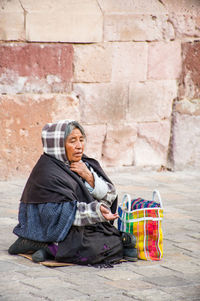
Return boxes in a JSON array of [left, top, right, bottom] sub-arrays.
[[0, 168, 200, 301]]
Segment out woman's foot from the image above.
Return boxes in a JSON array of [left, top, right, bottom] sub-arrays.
[[121, 232, 138, 262], [8, 237, 48, 255], [123, 247, 138, 262], [32, 248, 54, 262], [121, 232, 136, 248]]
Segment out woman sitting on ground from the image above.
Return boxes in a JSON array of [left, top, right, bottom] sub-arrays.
[[8, 120, 137, 265]]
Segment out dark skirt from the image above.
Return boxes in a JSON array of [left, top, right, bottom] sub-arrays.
[[56, 222, 123, 265]]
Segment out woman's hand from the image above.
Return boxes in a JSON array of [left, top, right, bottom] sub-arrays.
[[70, 161, 94, 188], [100, 205, 119, 221]]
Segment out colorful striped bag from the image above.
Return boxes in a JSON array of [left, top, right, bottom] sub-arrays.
[[118, 190, 163, 261]]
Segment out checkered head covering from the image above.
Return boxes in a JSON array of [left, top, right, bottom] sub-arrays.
[[41, 120, 74, 163]]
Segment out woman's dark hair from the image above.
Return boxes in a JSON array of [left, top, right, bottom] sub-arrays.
[[64, 121, 86, 140]]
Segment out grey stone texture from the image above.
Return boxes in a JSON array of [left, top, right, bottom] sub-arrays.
[[0, 169, 200, 301]]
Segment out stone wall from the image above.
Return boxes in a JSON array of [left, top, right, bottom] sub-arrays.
[[1, 0, 200, 179]]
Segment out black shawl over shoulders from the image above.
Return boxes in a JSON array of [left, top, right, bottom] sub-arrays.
[[20, 153, 117, 213]]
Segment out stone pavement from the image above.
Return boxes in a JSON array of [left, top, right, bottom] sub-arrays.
[[0, 169, 200, 301]]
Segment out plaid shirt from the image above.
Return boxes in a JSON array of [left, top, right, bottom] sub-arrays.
[[73, 166, 117, 226]]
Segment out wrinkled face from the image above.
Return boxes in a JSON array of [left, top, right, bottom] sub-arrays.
[[65, 128, 85, 162]]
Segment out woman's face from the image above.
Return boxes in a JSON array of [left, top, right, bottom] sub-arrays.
[[65, 128, 85, 162]]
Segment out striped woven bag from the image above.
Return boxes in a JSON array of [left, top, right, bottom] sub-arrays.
[[118, 190, 163, 261]]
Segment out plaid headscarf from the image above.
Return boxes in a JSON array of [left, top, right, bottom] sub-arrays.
[[41, 120, 74, 163]]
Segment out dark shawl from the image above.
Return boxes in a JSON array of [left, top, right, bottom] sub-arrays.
[[20, 153, 117, 213], [13, 153, 117, 242]]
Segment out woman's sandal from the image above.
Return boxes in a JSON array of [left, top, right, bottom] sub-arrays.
[[32, 248, 54, 262], [8, 237, 49, 255], [121, 232, 138, 262]]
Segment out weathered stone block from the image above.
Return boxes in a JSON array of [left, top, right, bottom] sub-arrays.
[[83, 124, 107, 161], [162, 0, 200, 15], [179, 42, 200, 99], [169, 14, 200, 39], [74, 44, 112, 83], [111, 42, 148, 81], [0, 93, 80, 179], [175, 99, 200, 116], [51, 93, 80, 121], [74, 83, 128, 123], [21, 0, 103, 42], [128, 80, 177, 122], [148, 41, 181, 80], [98, 0, 167, 14], [0, 43, 73, 93], [102, 123, 137, 166], [0, 0, 25, 40], [172, 113, 200, 170], [134, 120, 171, 167], [104, 14, 174, 42]]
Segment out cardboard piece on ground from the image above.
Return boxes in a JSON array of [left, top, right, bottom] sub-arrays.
[[19, 253, 74, 267]]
